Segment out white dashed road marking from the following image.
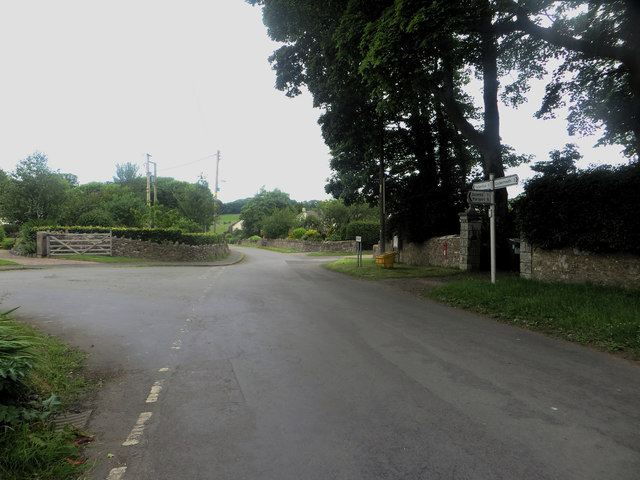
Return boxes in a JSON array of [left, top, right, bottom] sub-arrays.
[[145, 380, 165, 403], [122, 412, 153, 446], [106, 466, 127, 480]]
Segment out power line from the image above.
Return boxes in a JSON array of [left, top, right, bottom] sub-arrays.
[[162, 153, 216, 172]]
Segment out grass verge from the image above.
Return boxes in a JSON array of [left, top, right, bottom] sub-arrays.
[[426, 277, 640, 358], [323, 257, 463, 280], [59, 254, 151, 263], [1, 311, 93, 479], [0, 259, 19, 265], [235, 244, 302, 254], [307, 250, 374, 257]]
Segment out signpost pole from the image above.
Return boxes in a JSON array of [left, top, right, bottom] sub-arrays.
[[489, 173, 496, 284], [469, 173, 517, 285]]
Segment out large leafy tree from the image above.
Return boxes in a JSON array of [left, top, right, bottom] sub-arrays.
[[113, 162, 141, 187], [507, 0, 640, 158], [0, 152, 71, 224], [249, 1, 639, 249], [239, 188, 296, 237], [174, 177, 216, 232], [249, 0, 484, 244]]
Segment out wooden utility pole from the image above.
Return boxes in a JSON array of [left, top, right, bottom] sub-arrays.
[[153, 162, 158, 205], [379, 121, 386, 254], [213, 150, 220, 233], [145, 153, 158, 206], [146, 153, 152, 206]]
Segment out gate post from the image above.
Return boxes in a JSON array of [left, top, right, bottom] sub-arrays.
[[36, 231, 49, 257], [458, 209, 483, 271]]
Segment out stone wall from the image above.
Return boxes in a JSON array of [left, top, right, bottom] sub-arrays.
[[238, 238, 357, 253], [112, 237, 229, 262], [520, 240, 640, 289], [458, 210, 484, 271], [394, 235, 461, 268]]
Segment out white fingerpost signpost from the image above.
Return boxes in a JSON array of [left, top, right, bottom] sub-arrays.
[[469, 173, 519, 284]]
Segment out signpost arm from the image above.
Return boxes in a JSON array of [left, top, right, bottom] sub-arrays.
[[490, 173, 496, 284]]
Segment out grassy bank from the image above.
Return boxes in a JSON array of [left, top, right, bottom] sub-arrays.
[[235, 244, 301, 254], [427, 278, 640, 357], [307, 251, 372, 257], [1, 310, 92, 479], [212, 213, 240, 234]]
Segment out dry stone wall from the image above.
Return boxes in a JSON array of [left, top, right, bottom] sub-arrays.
[[393, 235, 461, 268], [112, 237, 228, 262], [520, 240, 640, 289], [238, 238, 357, 253]]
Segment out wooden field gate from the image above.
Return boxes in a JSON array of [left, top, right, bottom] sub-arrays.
[[46, 232, 112, 256]]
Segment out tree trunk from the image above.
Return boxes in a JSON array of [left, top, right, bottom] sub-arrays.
[[626, 0, 640, 158], [479, 6, 504, 180], [378, 119, 386, 254]]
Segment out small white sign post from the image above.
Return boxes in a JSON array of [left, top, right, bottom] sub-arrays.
[[355, 236, 363, 267], [469, 173, 518, 284]]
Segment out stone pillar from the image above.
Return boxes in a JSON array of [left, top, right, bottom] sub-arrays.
[[458, 209, 483, 271], [36, 231, 49, 257], [520, 239, 533, 279]]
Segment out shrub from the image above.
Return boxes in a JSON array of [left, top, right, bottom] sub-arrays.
[[289, 227, 307, 240], [302, 229, 323, 241], [1, 224, 20, 237], [1, 238, 15, 250], [345, 221, 379, 248], [261, 209, 296, 239], [0, 227, 5, 243], [16, 220, 50, 255], [247, 235, 261, 242], [174, 218, 201, 233], [76, 209, 114, 227], [325, 226, 341, 241], [0, 317, 35, 408]]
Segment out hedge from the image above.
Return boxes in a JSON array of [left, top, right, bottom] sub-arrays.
[[27, 226, 224, 247], [345, 221, 379, 248], [515, 162, 640, 254]]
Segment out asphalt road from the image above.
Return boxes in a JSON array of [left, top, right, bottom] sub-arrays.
[[1, 247, 639, 479]]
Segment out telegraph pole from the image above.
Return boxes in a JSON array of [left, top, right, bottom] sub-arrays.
[[145, 153, 158, 206], [153, 162, 158, 205], [378, 120, 386, 254], [146, 153, 152, 207], [213, 150, 220, 233]]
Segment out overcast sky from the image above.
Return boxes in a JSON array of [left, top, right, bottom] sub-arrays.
[[0, 0, 628, 202]]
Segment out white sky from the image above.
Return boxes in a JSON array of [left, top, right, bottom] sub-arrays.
[[0, 1, 628, 202]]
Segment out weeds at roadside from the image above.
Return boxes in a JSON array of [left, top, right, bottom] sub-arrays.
[[1, 309, 92, 479]]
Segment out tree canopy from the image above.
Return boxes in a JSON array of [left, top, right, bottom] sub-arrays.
[[239, 188, 297, 237], [0, 153, 71, 224], [0, 153, 218, 232], [248, 0, 639, 243]]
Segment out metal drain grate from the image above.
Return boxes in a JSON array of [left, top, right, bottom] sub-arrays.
[[54, 410, 92, 433]]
